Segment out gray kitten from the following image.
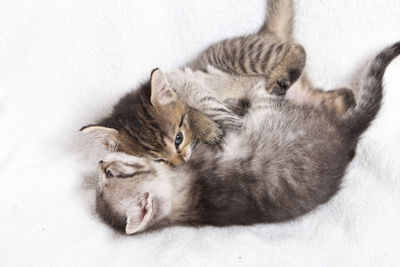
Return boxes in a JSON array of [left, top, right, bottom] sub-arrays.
[[95, 42, 400, 234]]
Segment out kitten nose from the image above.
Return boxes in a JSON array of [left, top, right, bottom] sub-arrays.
[[99, 160, 104, 164]]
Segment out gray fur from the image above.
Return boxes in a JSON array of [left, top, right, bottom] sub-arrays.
[[95, 42, 400, 234]]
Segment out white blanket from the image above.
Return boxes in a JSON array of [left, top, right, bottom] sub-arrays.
[[1, 0, 400, 266]]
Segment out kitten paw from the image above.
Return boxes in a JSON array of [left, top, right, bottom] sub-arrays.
[[277, 79, 291, 90], [266, 77, 291, 96], [266, 43, 306, 96], [188, 109, 223, 145], [334, 88, 356, 111], [203, 124, 223, 144], [325, 87, 356, 116]]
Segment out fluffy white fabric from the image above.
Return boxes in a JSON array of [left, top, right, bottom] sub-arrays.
[[1, 0, 400, 266]]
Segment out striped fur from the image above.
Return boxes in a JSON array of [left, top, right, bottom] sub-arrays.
[[81, 0, 307, 164], [81, 0, 355, 166], [187, 35, 306, 95]]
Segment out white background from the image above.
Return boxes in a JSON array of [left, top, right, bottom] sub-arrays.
[[1, 0, 400, 266]]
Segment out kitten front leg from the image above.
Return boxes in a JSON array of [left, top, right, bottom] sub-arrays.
[[188, 109, 223, 144], [167, 70, 243, 129]]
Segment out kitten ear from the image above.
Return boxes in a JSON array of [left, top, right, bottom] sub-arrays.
[[150, 68, 178, 107], [125, 193, 154, 235], [80, 125, 120, 151]]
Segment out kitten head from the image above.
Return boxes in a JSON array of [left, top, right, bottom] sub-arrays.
[[81, 69, 193, 166], [95, 152, 176, 235]]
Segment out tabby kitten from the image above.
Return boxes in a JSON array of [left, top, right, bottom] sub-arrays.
[[82, 0, 355, 166], [95, 42, 400, 235], [81, 0, 310, 165]]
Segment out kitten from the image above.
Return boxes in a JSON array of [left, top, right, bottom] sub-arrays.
[[81, 0, 355, 166], [80, 0, 311, 166], [95, 42, 400, 234]]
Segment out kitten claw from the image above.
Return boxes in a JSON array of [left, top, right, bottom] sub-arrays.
[[277, 79, 290, 90], [266, 75, 292, 96], [268, 81, 289, 96], [206, 126, 223, 144]]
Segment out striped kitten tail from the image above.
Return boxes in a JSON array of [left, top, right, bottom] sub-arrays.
[[259, 0, 294, 41], [341, 42, 400, 142]]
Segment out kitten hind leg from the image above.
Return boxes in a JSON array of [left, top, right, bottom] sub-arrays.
[[286, 75, 356, 118], [265, 43, 306, 95], [189, 35, 306, 97], [188, 109, 223, 144]]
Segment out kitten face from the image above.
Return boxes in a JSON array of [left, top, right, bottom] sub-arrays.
[[152, 100, 194, 166], [81, 69, 194, 166], [148, 69, 195, 166], [96, 152, 174, 234]]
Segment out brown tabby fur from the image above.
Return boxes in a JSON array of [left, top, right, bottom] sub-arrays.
[[81, 0, 354, 165]]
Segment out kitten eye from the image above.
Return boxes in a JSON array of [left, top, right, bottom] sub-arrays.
[[175, 132, 183, 147], [155, 159, 168, 164], [106, 169, 114, 178], [154, 158, 174, 167]]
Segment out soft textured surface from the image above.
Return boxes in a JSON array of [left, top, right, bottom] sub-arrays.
[[1, 0, 400, 266]]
